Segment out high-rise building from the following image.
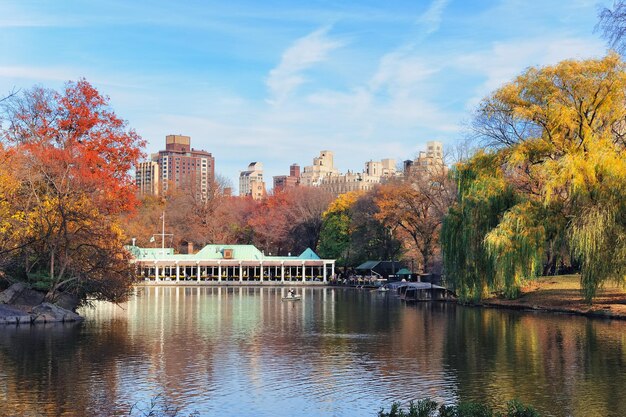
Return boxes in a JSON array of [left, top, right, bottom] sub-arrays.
[[404, 141, 446, 178], [295, 150, 400, 196], [300, 151, 340, 187], [273, 163, 300, 192], [239, 162, 266, 200], [136, 159, 160, 197], [135, 135, 215, 200], [319, 159, 398, 196]]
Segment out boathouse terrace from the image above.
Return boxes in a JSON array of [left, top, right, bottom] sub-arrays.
[[127, 244, 336, 284]]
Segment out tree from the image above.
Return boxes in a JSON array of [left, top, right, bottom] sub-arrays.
[[376, 166, 454, 274], [247, 187, 333, 255], [0, 80, 145, 304], [280, 187, 334, 253], [248, 192, 292, 255], [441, 152, 518, 300], [447, 54, 626, 301], [318, 191, 364, 270], [350, 190, 402, 267], [598, 1, 626, 54]]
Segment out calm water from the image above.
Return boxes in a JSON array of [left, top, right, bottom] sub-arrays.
[[0, 287, 625, 417]]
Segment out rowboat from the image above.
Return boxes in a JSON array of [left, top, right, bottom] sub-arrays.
[[282, 295, 302, 301]]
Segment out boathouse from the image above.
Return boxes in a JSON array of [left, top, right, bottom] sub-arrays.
[[128, 244, 335, 284]]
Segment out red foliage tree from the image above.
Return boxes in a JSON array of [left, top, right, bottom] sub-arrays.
[[2, 79, 146, 214], [0, 80, 146, 304]]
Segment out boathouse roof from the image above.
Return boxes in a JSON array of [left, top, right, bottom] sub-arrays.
[[127, 244, 324, 262]]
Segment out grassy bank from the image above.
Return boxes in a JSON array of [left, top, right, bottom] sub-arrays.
[[482, 274, 626, 319]]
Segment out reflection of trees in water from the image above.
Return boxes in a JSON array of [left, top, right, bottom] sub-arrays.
[[443, 307, 626, 417], [321, 291, 457, 402], [0, 320, 146, 416], [2, 289, 625, 417]]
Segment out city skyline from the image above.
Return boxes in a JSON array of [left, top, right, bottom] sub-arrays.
[[0, 0, 611, 186]]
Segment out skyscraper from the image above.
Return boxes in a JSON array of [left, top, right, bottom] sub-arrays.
[[239, 162, 265, 200], [135, 135, 215, 200]]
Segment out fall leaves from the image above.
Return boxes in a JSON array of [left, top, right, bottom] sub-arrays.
[[444, 54, 626, 302], [0, 80, 145, 304]]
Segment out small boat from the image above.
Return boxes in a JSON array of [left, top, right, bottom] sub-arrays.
[[376, 286, 389, 292], [282, 295, 302, 301]]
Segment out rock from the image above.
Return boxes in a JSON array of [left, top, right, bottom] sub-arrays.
[[50, 291, 81, 312], [0, 282, 28, 304], [1, 286, 85, 325], [31, 302, 83, 323], [0, 282, 45, 307], [14, 287, 45, 307], [0, 304, 31, 325]]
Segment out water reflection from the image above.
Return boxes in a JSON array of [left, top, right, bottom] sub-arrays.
[[0, 287, 624, 417]]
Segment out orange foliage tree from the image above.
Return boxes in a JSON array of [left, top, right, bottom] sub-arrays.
[[376, 173, 454, 274], [0, 80, 145, 304], [248, 187, 333, 255]]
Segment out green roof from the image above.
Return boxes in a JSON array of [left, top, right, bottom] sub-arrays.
[[195, 245, 264, 260], [356, 261, 380, 270], [298, 248, 320, 260], [127, 244, 325, 261], [396, 268, 412, 275]]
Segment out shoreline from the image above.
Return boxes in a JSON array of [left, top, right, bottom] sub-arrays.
[[135, 277, 626, 320], [477, 299, 626, 320], [473, 274, 626, 320], [134, 281, 327, 287]]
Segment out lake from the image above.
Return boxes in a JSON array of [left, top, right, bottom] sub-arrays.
[[0, 286, 624, 416]]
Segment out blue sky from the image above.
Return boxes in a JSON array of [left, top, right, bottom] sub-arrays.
[[0, 0, 612, 190]]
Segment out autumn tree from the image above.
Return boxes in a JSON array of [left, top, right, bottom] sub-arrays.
[[317, 191, 364, 270], [247, 192, 291, 255], [0, 80, 145, 304], [444, 54, 626, 301], [441, 152, 519, 300], [120, 194, 166, 248], [376, 165, 454, 274], [247, 187, 333, 255], [350, 190, 402, 266]]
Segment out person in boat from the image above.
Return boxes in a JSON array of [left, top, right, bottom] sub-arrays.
[[288, 289, 295, 298]]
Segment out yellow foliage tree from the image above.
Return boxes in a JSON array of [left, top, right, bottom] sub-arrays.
[[472, 53, 626, 301]]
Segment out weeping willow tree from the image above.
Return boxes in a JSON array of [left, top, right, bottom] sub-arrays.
[[446, 53, 626, 302], [570, 202, 626, 301], [484, 202, 546, 298], [442, 151, 518, 301]]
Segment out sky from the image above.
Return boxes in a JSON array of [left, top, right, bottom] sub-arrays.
[[0, 0, 613, 191]]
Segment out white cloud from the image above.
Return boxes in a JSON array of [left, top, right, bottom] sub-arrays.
[[416, 0, 450, 34], [266, 26, 345, 104], [457, 36, 607, 107], [369, 48, 439, 96], [0, 66, 77, 82]]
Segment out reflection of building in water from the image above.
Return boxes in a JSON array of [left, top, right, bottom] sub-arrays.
[[128, 244, 335, 284], [3, 286, 626, 417]]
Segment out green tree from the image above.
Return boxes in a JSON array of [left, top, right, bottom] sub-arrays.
[[441, 152, 518, 300], [446, 54, 626, 302], [317, 191, 363, 270]]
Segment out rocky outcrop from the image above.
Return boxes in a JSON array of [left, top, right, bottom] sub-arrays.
[[0, 305, 31, 325], [0, 283, 84, 325], [48, 291, 80, 312], [31, 302, 82, 323]]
